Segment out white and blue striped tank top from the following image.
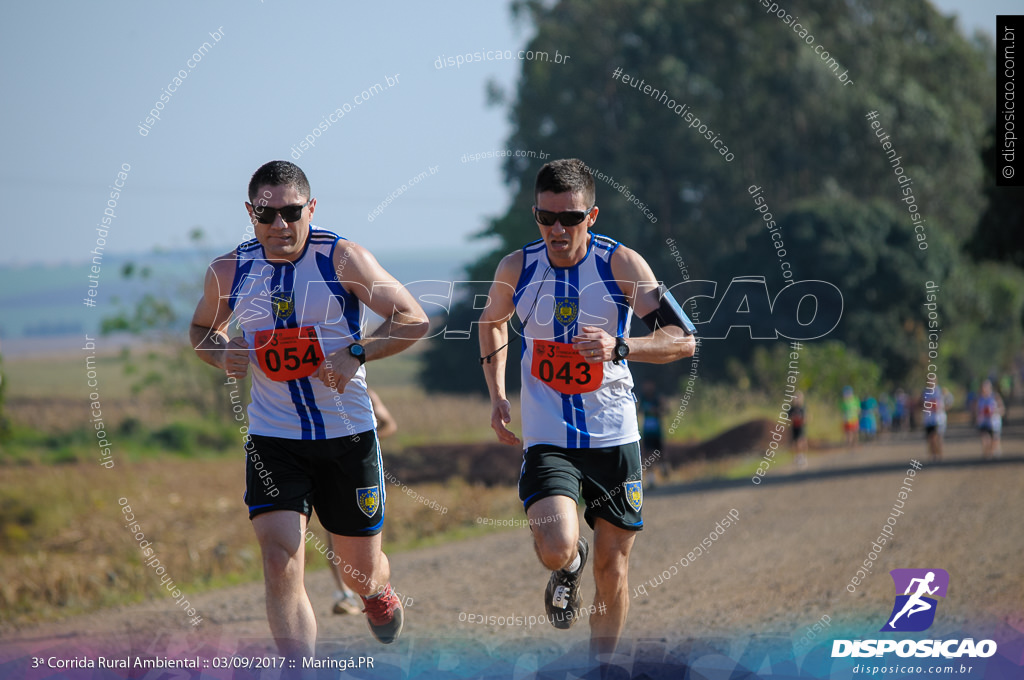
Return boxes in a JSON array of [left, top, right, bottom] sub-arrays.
[[229, 226, 376, 440], [514, 233, 640, 450]]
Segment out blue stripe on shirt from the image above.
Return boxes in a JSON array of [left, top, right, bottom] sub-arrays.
[[297, 377, 326, 439], [286, 379, 314, 440], [567, 265, 590, 446]]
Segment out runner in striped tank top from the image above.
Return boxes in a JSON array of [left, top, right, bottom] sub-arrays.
[[190, 161, 428, 655], [478, 159, 696, 658]]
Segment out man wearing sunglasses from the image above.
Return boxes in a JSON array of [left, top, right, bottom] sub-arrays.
[[189, 160, 428, 656], [478, 158, 696, 659]]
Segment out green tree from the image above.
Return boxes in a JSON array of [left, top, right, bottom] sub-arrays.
[[422, 0, 995, 393], [943, 260, 1024, 383], [750, 341, 881, 399], [965, 123, 1024, 268], [721, 197, 957, 384]]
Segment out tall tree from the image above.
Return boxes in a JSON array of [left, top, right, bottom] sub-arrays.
[[965, 122, 1024, 268], [422, 0, 995, 393], [721, 197, 959, 383]]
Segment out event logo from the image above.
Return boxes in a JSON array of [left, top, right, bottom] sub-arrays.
[[834, 567, 996, 659], [881, 568, 949, 632]]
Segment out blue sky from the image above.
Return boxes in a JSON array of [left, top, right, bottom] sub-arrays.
[[0, 0, 1013, 267]]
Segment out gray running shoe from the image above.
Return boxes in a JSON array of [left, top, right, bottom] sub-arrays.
[[544, 537, 589, 630]]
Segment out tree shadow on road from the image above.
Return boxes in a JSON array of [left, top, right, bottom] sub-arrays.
[[647, 455, 1024, 497]]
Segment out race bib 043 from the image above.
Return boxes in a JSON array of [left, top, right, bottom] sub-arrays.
[[253, 325, 325, 382], [530, 339, 603, 395]]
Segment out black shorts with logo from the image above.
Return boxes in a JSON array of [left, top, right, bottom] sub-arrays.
[[518, 440, 643, 532], [244, 430, 384, 536]]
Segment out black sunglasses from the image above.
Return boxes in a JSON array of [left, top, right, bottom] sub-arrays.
[[249, 199, 312, 224], [533, 206, 594, 227]]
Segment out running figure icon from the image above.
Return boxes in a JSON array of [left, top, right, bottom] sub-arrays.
[[888, 571, 939, 628]]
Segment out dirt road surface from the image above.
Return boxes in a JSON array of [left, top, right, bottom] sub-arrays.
[[2, 418, 1022, 678]]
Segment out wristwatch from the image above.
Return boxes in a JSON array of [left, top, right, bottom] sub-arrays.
[[348, 343, 366, 365], [613, 336, 630, 364]]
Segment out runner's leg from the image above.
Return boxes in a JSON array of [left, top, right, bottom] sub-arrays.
[[527, 495, 580, 570], [590, 518, 636, 657], [329, 533, 391, 597], [326, 533, 361, 614], [252, 510, 316, 658]]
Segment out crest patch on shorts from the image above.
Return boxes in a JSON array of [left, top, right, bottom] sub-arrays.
[[624, 480, 643, 511], [356, 486, 380, 518]]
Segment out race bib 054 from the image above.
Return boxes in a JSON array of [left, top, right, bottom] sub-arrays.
[[253, 325, 325, 382]]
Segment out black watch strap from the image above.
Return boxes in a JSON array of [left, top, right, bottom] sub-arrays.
[[349, 343, 366, 365], [613, 336, 630, 364]]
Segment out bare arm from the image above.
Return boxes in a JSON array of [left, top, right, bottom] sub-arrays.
[[571, 245, 696, 364], [189, 253, 249, 378], [368, 388, 397, 439], [316, 242, 429, 392], [478, 251, 522, 446]]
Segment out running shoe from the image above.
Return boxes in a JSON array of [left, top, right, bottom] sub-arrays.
[[545, 536, 589, 630], [361, 583, 404, 644], [332, 589, 362, 615]]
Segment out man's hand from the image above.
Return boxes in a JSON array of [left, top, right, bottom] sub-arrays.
[[490, 399, 521, 446], [572, 326, 616, 363], [317, 347, 361, 393], [223, 336, 251, 379]]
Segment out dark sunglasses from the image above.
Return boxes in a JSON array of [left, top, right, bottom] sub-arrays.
[[249, 199, 312, 224], [533, 206, 594, 227]]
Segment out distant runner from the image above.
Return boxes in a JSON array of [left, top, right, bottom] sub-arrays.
[[840, 386, 859, 450], [791, 391, 808, 468], [922, 384, 950, 461], [637, 381, 667, 484], [974, 379, 1004, 460], [893, 388, 909, 435]]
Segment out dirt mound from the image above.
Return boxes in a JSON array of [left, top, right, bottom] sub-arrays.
[[663, 419, 773, 466], [385, 442, 523, 486], [387, 420, 774, 486]]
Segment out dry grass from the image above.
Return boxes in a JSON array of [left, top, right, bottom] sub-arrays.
[[0, 455, 521, 631], [0, 458, 255, 628], [370, 385, 497, 448]]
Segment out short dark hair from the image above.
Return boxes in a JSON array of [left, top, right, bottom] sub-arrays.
[[535, 158, 595, 206], [248, 160, 311, 203]]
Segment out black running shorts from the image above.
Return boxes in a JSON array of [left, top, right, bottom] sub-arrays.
[[243, 430, 384, 536], [519, 440, 644, 531]]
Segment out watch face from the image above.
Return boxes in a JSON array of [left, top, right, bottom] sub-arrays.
[[616, 342, 628, 358]]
